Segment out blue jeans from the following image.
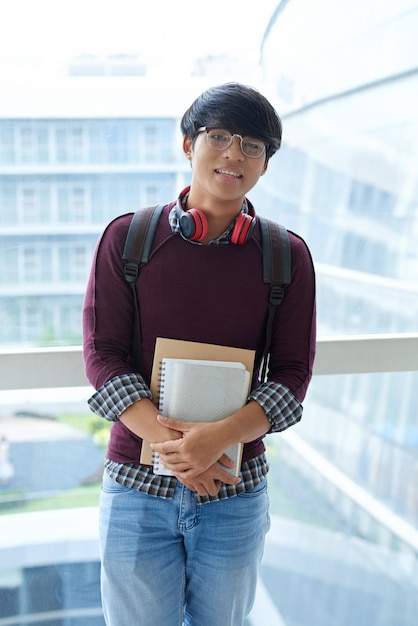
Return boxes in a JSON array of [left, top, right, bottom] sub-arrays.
[[99, 471, 270, 626]]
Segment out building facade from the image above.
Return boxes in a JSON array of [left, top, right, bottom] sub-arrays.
[[0, 91, 191, 345]]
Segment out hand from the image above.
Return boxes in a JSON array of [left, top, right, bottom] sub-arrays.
[[173, 463, 240, 497], [150, 415, 238, 478]]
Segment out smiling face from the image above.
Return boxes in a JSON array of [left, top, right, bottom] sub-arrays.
[[183, 131, 268, 214]]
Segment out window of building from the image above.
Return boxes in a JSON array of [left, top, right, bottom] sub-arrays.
[[142, 123, 159, 162], [17, 185, 51, 223], [55, 124, 88, 162], [21, 245, 51, 283], [0, 122, 14, 163], [58, 183, 90, 221], [59, 244, 90, 282], [16, 123, 49, 163]]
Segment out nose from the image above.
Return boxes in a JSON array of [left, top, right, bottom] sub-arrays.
[[224, 135, 244, 159]]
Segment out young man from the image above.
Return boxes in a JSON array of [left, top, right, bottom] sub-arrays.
[[83, 82, 316, 626]]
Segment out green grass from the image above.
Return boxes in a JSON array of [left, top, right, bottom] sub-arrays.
[[56, 412, 93, 432], [57, 412, 112, 449]]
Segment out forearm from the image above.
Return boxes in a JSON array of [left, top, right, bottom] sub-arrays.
[[215, 382, 304, 445], [120, 398, 181, 443], [87, 373, 181, 443], [217, 400, 270, 447]]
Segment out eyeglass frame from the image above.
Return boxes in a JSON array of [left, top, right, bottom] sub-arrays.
[[197, 126, 268, 159]]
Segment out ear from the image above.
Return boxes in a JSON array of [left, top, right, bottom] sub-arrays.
[[183, 136, 193, 161], [260, 158, 269, 176]]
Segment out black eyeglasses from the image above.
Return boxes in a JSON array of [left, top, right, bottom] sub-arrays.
[[197, 127, 267, 158]]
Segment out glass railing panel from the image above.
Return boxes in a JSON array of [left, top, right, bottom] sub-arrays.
[[249, 370, 418, 626], [0, 388, 106, 514], [0, 386, 105, 623]]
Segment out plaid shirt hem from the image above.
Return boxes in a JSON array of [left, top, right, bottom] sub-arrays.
[[103, 454, 269, 504]]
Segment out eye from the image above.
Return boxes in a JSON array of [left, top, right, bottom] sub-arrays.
[[209, 131, 230, 144], [244, 140, 263, 152]]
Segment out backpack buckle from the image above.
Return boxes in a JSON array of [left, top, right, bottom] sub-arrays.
[[124, 262, 139, 283], [269, 285, 285, 306]]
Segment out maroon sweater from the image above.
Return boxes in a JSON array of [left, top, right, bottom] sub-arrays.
[[83, 203, 316, 464]]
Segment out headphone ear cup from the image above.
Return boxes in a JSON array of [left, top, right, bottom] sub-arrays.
[[178, 208, 208, 241], [230, 213, 256, 245], [187, 209, 208, 241]]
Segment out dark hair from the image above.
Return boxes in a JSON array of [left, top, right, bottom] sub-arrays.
[[180, 82, 282, 159]]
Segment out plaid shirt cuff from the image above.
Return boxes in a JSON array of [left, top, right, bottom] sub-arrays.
[[249, 381, 303, 432], [88, 373, 153, 421]]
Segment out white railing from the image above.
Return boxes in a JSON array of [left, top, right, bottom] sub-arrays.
[[1, 333, 417, 391]]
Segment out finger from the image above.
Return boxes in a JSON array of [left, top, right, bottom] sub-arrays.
[[160, 458, 192, 473], [217, 453, 235, 469], [156, 415, 187, 432], [214, 466, 241, 485], [150, 439, 181, 454], [197, 480, 222, 497], [176, 475, 222, 497], [177, 465, 241, 486]]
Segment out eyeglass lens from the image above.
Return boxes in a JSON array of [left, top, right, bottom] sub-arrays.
[[206, 129, 265, 158]]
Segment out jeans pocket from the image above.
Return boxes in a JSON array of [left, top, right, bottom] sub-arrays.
[[101, 470, 132, 494], [237, 477, 267, 498]]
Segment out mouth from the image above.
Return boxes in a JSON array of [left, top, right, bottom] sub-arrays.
[[215, 168, 243, 179]]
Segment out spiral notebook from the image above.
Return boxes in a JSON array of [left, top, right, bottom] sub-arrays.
[[153, 358, 250, 476], [140, 337, 256, 468]]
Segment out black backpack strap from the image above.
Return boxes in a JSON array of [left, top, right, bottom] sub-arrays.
[[123, 205, 165, 281], [122, 204, 165, 369], [259, 217, 292, 382]]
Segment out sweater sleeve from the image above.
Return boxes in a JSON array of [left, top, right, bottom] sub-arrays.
[[82, 214, 139, 390]]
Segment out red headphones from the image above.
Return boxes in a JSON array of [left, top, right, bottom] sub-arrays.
[[175, 188, 256, 244]]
